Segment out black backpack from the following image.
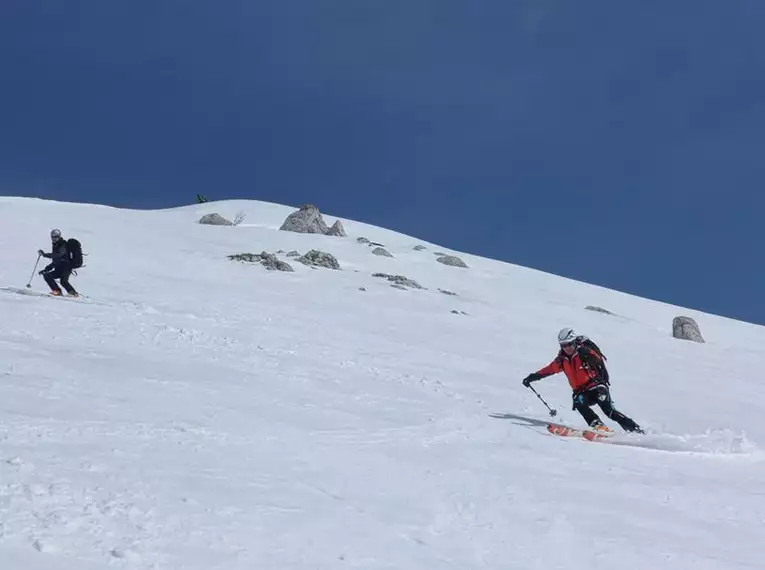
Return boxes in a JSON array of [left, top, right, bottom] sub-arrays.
[[577, 336, 610, 385], [67, 238, 83, 269]]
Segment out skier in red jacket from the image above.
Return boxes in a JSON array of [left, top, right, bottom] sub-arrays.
[[522, 328, 643, 433]]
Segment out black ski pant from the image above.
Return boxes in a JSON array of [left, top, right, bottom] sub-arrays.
[[573, 384, 641, 432], [42, 267, 77, 295]]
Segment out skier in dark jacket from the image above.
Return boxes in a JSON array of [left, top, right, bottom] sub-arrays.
[[38, 229, 78, 297], [522, 327, 643, 433]]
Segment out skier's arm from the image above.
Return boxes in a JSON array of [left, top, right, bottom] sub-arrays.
[[535, 358, 563, 378], [522, 357, 563, 386]]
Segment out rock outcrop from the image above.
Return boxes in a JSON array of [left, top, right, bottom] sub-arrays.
[[199, 213, 234, 226], [672, 316, 705, 343], [297, 249, 341, 270], [259, 252, 294, 272], [279, 204, 329, 234], [279, 204, 346, 237], [372, 247, 394, 258], [326, 220, 347, 237], [372, 273, 424, 290], [436, 255, 468, 268], [227, 252, 294, 272], [585, 305, 614, 315]]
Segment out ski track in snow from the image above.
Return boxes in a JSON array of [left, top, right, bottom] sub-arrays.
[[1, 197, 764, 569]]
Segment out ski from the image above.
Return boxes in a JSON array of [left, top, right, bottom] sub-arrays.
[[547, 422, 615, 441], [1, 287, 88, 301], [546, 423, 585, 437], [582, 429, 612, 442], [488, 415, 621, 443]]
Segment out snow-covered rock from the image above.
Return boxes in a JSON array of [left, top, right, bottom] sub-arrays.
[[673, 316, 705, 343], [297, 249, 340, 270], [279, 203, 347, 238], [199, 213, 234, 226], [259, 252, 294, 272], [228, 251, 294, 272], [372, 247, 394, 258], [326, 220, 347, 237], [372, 272, 424, 289], [586, 305, 614, 315], [279, 203, 330, 234], [436, 254, 468, 268]]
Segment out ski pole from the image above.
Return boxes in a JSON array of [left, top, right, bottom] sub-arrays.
[[26, 253, 41, 288], [528, 385, 557, 417]]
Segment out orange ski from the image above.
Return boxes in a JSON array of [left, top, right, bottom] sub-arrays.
[[547, 423, 584, 437]]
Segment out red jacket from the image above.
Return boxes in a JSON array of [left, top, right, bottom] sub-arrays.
[[535, 346, 606, 393]]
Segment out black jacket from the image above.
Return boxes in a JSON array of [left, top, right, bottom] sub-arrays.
[[42, 239, 70, 271]]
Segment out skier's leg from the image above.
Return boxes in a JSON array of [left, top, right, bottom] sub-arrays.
[[573, 392, 604, 427], [43, 269, 61, 293], [595, 387, 643, 433], [59, 270, 77, 295]]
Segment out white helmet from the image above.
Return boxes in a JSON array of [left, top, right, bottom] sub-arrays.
[[557, 327, 578, 345]]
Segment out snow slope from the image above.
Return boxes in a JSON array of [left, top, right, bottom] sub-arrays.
[[1, 196, 763, 570]]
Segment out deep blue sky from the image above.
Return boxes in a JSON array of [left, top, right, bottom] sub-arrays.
[[2, 1, 764, 324]]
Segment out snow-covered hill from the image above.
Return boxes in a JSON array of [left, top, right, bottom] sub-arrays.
[[1, 197, 763, 569]]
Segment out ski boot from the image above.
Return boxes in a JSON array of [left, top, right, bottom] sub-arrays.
[[589, 420, 613, 433]]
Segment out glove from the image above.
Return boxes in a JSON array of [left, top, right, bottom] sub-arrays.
[[522, 373, 541, 387], [38, 249, 44, 256], [38, 270, 45, 275]]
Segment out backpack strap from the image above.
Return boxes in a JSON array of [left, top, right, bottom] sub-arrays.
[[576, 341, 610, 385], [577, 336, 606, 360]]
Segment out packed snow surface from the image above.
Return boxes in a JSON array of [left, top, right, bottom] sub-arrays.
[[1, 197, 763, 569]]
